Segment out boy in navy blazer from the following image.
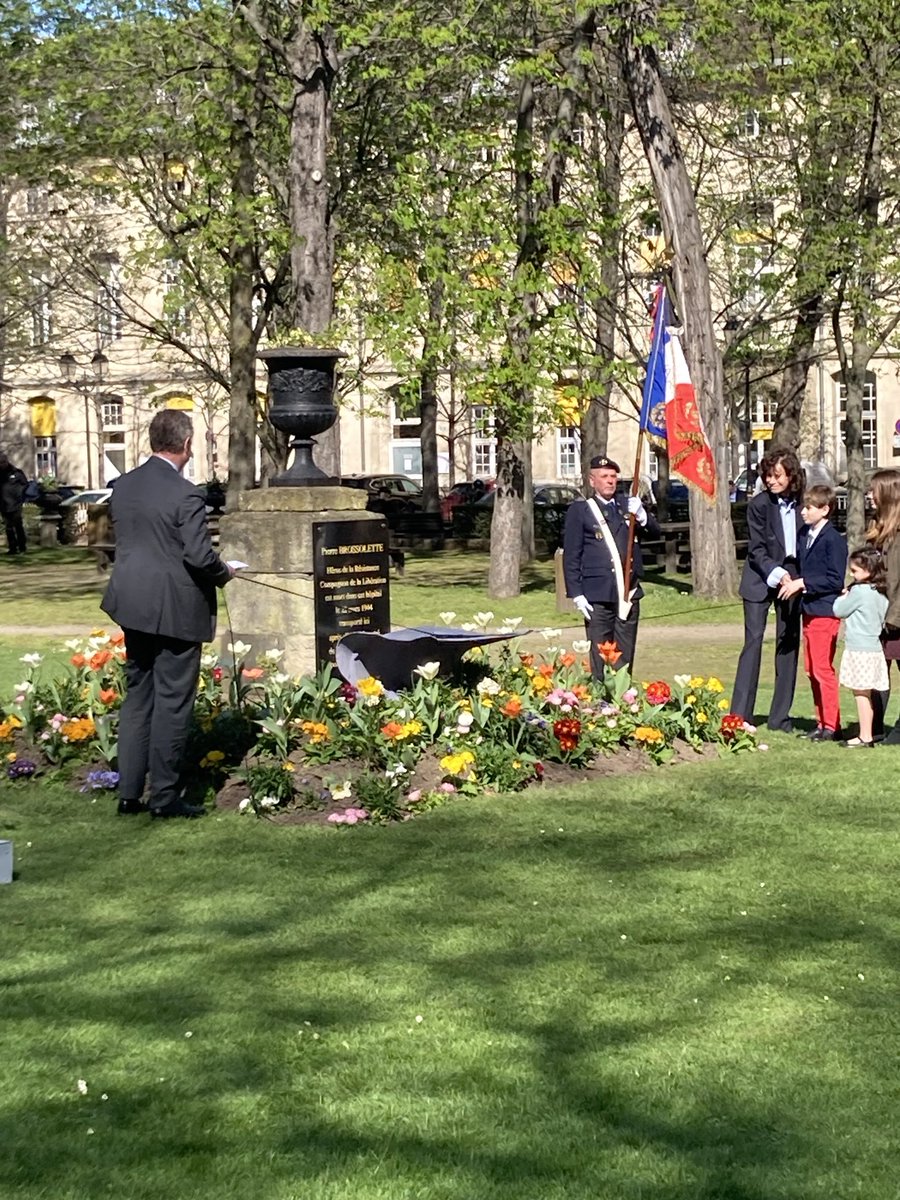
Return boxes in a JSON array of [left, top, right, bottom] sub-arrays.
[[778, 484, 848, 739]]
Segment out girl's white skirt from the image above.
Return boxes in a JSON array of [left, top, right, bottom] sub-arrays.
[[839, 648, 889, 692]]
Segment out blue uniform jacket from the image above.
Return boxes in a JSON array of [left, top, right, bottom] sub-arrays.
[[562, 496, 659, 604], [797, 520, 847, 617]]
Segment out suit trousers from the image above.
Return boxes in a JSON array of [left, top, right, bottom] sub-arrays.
[[119, 629, 201, 810], [802, 614, 841, 732], [731, 593, 800, 731], [585, 600, 640, 677], [3, 512, 26, 553]]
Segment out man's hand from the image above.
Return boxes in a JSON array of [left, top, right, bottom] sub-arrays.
[[573, 594, 593, 619], [626, 496, 648, 526]]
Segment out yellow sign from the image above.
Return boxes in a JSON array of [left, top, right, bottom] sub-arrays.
[[29, 398, 57, 437], [165, 395, 194, 411], [752, 425, 774, 441]]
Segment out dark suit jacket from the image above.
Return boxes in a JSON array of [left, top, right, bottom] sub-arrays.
[[101, 456, 230, 642], [563, 496, 660, 604], [797, 520, 847, 617], [739, 490, 804, 602]]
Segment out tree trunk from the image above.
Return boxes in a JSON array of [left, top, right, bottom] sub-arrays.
[[771, 293, 823, 449], [619, 0, 737, 598], [581, 47, 623, 479], [226, 73, 261, 495], [488, 426, 527, 598], [418, 277, 444, 515]]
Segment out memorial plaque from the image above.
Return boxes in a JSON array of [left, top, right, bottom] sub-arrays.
[[312, 519, 391, 669]]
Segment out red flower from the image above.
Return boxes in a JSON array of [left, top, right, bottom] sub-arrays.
[[645, 680, 671, 706], [89, 650, 112, 671], [719, 712, 745, 740], [553, 717, 582, 752], [519, 653, 535, 668], [212, 666, 223, 683], [534, 761, 545, 781]]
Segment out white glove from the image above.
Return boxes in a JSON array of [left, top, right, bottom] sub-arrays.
[[573, 595, 593, 619], [626, 495, 647, 525]]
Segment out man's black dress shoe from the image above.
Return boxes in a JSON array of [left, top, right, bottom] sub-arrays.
[[117, 798, 149, 815], [809, 728, 838, 742], [150, 800, 206, 820], [881, 726, 900, 745]]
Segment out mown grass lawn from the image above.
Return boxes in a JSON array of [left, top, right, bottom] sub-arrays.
[[0, 546, 743, 634], [2, 743, 898, 1200]]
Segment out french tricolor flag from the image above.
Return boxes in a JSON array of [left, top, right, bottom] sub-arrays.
[[640, 284, 717, 500]]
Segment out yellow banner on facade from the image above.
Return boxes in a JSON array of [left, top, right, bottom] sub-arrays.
[[29, 399, 57, 437]]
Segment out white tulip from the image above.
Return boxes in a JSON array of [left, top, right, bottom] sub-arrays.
[[414, 661, 441, 681], [439, 611, 456, 625]]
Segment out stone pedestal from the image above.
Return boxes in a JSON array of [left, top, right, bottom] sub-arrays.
[[39, 512, 62, 548], [217, 486, 386, 676]]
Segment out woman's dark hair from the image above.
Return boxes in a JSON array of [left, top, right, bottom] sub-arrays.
[[759, 446, 805, 500], [849, 545, 887, 594]]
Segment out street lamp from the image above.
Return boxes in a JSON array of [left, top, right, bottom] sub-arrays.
[[723, 317, 752, 489], [58, 350, 108, 488]]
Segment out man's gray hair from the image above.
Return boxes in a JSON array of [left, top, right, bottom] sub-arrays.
[[149, 408, 193, 453]]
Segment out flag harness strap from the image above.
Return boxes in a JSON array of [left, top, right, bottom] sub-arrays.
[[586, 498, 634, 622]]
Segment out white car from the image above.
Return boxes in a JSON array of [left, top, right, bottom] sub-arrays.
[[60, 488, 113, 507]]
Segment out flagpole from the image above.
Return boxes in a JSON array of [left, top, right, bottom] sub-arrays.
[[622, 428, 645, 603]]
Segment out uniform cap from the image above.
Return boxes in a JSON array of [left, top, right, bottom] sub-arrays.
[[589, 455, 620, 472]]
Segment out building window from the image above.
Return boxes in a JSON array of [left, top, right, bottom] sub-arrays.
[[742, 109, 769, 139], [35, 436, 58, 478], [29, 270, 52, 346], [102, 398, 124, 428], [163, 259, 190, 338], [839, 374, 878, 470], [96, 258, 123, 343], [557, 426, 579, 477], [755, 394, 778, 423], [26, 186, 48, 215], [470, 404, 496, 477], [735, 241, 775, 311]]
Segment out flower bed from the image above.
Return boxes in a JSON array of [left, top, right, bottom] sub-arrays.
[[0, 622, 760, 823]]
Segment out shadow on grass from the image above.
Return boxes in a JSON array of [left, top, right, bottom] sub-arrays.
[[2, 766, 898, 1198]]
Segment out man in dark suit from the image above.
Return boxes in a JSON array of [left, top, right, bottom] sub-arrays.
[[731, 447, 805, 732], [563, 455, 659, 676], [0, 452, 28, 555], [101, 409, 233, 819]]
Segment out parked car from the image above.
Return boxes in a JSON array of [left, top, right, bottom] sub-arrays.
[[60, 488, 113, 508], [440, 479, 494, 525], [23, 480, 79, 505], [340, 473, 424, 512], [475, 482, 582, 508]]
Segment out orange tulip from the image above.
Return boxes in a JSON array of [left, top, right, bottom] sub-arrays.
[[538, 663, 555, 678], [90, 650, 112, 670], [110, 632, 125, 646], [500, 695, 523, 717], [98, 688, 119, 704], [71, 654, 86, 668], [597, 641, 622, 666], [519, 653, 534, 667], [559, 652, 577, 667], [241, 667, 265, 681]]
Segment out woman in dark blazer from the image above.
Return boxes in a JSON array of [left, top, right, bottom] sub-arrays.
[[731, 447, 805, 732]]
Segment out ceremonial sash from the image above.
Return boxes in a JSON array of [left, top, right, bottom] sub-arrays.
[[587, 498, 634, 620]]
